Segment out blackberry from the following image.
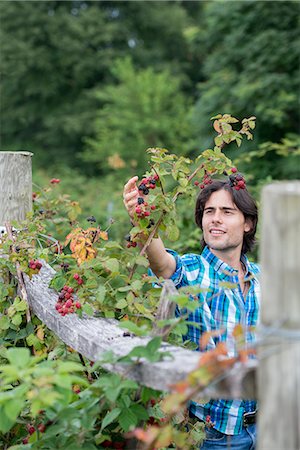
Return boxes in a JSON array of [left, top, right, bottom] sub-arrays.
[[147, 219, 155, 229], [138, 197, 144, 205], [125, 234, 131, 242], [143, 188, 149, 195], [138, 183, 146, 191], [86, 215, 96, 223]]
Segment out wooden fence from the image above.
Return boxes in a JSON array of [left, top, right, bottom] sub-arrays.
[[1, 152, 299, 450]]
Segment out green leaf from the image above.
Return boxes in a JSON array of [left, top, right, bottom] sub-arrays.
[[0, 406, 15, 433], [131, 280, 142, 291], [4, 397, 24, 422], [118, 320, 149, 336], [118, 407, 138, 432], [0, 285, 9, 299], [115, 298, 128, 309], [104, 258, 119, 273], [0, 315, 10, 330], [101, 408, 121, 431], [82, 304, 94, 316], [130, 403, 149, 421], [135, 255, 149, 267], [165, 223, 179, 241], [50, 275, 67, 292], [14, 298, 28, 312], [96, 285, 106, 303], [11, 313, 22, 326], [6, 348, 31, 368]]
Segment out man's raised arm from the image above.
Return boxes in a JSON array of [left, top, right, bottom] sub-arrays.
[[123, 176, 176, 279]]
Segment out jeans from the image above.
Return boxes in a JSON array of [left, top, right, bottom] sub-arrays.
[[200, 424, 256, 450]]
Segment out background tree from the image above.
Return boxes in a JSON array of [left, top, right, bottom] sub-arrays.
[[82, 57, 194, 175], [0, 0, 197, 169], [190, 1, 300, 180]]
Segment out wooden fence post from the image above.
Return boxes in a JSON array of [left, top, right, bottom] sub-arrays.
[[0, 151, 33, 224], [258, 182, 300, 450]]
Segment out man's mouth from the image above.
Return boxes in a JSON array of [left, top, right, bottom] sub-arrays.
[[210, 229, 226, 235]]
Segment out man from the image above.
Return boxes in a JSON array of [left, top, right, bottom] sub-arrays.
[[123, 175, 260, 450]]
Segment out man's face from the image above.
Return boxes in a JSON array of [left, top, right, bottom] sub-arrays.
[[202, 189, 251, 254]]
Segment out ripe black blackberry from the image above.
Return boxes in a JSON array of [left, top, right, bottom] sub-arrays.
[[138, 197, 144, 204]]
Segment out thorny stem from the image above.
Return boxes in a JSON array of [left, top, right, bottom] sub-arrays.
[[5, 222, 31, 323]]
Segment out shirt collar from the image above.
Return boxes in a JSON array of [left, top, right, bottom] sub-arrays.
[[202, 246, 251, 281]]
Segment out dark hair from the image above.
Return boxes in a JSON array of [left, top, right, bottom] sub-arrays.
[[195, 180, 258, 254]]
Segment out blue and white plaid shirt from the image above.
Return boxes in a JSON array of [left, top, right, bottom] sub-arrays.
[[165, 245, 260, 435]]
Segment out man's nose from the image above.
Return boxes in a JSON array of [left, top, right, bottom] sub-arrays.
[[212, 211, 222, 223]]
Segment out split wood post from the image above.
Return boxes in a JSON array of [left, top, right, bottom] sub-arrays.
[[258, 182, 300, 450], [0, 151, 33, 225]]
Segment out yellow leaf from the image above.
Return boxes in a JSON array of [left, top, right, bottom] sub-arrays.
[[36, 327, 44, 342]]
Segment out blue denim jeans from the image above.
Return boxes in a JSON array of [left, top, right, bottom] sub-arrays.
[[200, 424, 256, 450]]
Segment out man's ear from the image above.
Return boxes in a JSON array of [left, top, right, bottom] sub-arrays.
[[244, 218, 252, 233]]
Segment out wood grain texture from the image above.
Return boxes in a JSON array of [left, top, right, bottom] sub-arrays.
[[24, 262, 256, 398], [0, 151, 33, 223], [258, 182, 300, 450]]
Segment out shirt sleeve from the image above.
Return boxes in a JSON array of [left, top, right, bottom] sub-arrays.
[[148, 249, 201, 289]]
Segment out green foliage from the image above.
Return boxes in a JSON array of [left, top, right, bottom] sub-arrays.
[[0, 0, 197, 169], [82, 57, 194, 174], [0, 114, 255, 449], [191, 1, 300, 153]]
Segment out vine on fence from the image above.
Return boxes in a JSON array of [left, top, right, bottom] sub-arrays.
[[0, 114, 256, 449]]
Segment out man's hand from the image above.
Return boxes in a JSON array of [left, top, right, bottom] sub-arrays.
[[123, 176, 140, 224], [123, 176, 176, 279]]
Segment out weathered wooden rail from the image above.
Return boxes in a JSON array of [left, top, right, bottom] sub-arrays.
[[1, 152, 300, 449]]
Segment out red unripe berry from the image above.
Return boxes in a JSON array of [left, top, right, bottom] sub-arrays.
[[150, 398, 156, 406], [126, 242, 131, 248], [63, 285, 69, 291], [27, 424, 35, 435], [65, 292, 71, 300], [131, 242, 137, 247], [73, 273, 80, 280], [65, 299, 73, 308], [194, 181, 199, 186], [22, 437, 29, 444], [114, 442, 125, 449], [135, 207, 141, 214], [144, 211, 150, 217], [231, 167, 237, 173], [31, 263, 37, 270], [200, 184, 205, 189], [102, 441, 113, 448], [77, 278, 83, 285], [36, 262, 42, 270], [75, 302, 82, 309], [150, 205, 156, 210], [38, 423, 46, 433], [153, 174, 159, 180], [67, 287, 74, 294], [237, 180, 245, 188]]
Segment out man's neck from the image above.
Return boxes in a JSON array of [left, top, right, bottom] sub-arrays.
[[209, 247, 243, 271]]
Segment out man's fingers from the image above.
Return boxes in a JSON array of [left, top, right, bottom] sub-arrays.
[[124, 176, 139, 193], [124, 190, 138, 202]]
